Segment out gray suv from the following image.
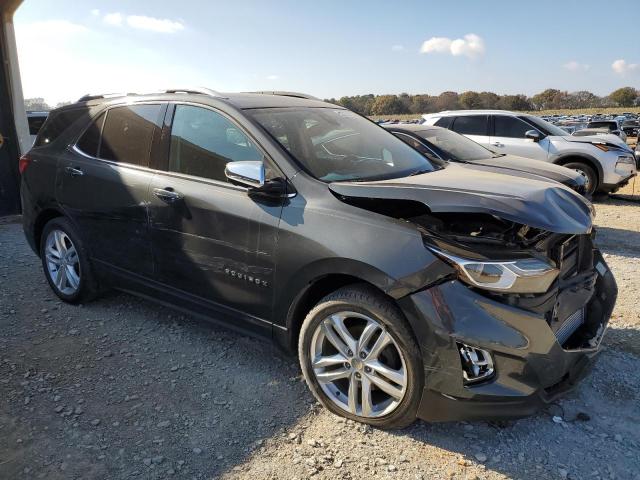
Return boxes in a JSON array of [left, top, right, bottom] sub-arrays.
[[20, 90, 617, 428]]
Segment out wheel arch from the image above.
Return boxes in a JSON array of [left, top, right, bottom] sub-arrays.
[[33, 207, 65, 255], [553, 154, 603, 188], [276, 265, 403, 353]]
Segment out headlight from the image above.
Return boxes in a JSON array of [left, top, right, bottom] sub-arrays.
[[616, 155, 636, 166], [592, 142, 632, 154], [433, 250, 559, 293]]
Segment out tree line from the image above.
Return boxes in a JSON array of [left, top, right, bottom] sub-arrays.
[[326, 87, 639, 116], [25, 86, 639, 115]]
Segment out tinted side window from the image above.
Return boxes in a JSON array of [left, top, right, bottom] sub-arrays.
[[76, 113, 105, 157], [434, 117, 453, 129], [99, 104, 162, 166], [494, 116, 535, 138], [394, 132, 440, 160], [452, 115, 487, 136], [33, 108, 85, 147], [169, 105, 262, 182]]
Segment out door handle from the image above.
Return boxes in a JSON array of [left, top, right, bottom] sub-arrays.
[[491, 142, 504, 147], [65, 166, 84, 177], [153, 187, 183, 204]]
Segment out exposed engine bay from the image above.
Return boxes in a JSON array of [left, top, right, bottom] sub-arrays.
[[336, 194, 611, 351]]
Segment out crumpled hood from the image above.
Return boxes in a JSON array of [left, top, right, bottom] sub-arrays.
[[559, 134, 630, 150], [329, 163, 593, 234], [468, 155, 583, 187]]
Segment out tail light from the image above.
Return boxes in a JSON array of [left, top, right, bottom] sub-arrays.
[[18, 153, 31, 174]]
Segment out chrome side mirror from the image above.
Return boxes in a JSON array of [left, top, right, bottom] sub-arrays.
[[525, 130, 541, 142], [224, 161, 265, 189]]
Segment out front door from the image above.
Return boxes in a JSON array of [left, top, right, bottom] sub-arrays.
[[148, 103, 282, 327], [489, 114, 550, 161], [57, 103, 165, 277]]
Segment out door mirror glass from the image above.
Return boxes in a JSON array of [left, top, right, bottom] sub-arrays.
[[224, 161, 265, 189], [525, 130, 541, 142]]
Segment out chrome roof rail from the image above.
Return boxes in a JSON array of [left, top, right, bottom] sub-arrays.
[[245, 91, 319, 100], [77, 92, 138, 102], [161, 87, 223, 97]]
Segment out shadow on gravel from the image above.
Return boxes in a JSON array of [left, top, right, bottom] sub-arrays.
[[386, 338, 640, 480], [0, 274, 313, 479], [595, 226, 640, 258], [604, 326, 640, 356]]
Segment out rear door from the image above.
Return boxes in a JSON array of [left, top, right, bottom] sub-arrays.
[[489, 115, 550, 161], [148, 103, 283, 328], [449, 115, 491, 149], [57, 103, 165, 277]]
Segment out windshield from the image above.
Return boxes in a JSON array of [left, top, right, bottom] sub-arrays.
[[521, 115, 569, 137], [248, 108, 435, 182], [417, 128, 495, 161]]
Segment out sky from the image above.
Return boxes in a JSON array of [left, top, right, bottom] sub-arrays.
[[13, 0, 640, 106]]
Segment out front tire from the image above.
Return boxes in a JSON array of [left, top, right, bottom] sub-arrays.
[[298, 284, 423, 429], [563, 162, 597, 195], [40, 217, 99, 304]]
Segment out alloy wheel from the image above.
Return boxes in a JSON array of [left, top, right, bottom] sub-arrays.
[[573, 168, 592, 193], [45, 229, 81, 296], [309, 311, 407, 418]]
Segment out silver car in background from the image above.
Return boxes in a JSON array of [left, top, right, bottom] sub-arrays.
[[422, 110, 636, 194]]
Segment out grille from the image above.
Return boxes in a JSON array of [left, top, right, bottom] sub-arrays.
[[555, 308, 585, 345], [557, 235, 580, 279], [552, 234, 594, 281]]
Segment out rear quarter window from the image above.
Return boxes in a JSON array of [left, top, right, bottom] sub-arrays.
[[433, 117, 453, 129], [33, 108, 86, 147]]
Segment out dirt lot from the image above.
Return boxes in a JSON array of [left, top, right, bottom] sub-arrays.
[[1, 186, 639, 480]]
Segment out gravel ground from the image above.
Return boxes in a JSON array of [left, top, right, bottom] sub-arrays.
[[1, 189, 639, 480]]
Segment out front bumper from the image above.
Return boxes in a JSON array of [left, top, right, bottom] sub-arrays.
[[398, 250, 617, 422]]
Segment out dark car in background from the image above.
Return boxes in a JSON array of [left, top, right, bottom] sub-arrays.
[[585, 120, 627, 142], [384, 124, 588, 195], [26, 111, 48, 145], [621, 119, 639, 137], [20, 90, 616, 428]]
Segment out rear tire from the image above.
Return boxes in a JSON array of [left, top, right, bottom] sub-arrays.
[[563, 162, 597, 195], [298, 284, 423, 429], [40, 217, 99, 304]]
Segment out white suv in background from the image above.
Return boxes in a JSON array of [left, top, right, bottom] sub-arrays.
[[422, 110, 637, 194]]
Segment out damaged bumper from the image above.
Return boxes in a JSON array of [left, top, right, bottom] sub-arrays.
[[397, 249, 617, 422]]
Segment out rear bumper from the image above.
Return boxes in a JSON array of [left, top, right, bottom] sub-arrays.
[[398, 250, 617, 422]]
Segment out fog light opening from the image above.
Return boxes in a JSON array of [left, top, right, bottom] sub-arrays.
[[457, 342, 494, 384]]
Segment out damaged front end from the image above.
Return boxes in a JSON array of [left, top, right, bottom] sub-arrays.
[[409, 211, 613, 351], [329, 170, 617, 421]]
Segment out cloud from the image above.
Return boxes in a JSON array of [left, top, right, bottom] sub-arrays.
[[612, 59, 639, 74], [391, 45, 404, 51], [563, 60, 590, 72], [420, 33, 484, 58], [266, 75, 279, 80], [91, 9, 100, 17], [103, 12, 123, 26], [126, 15, 184, 33], [102, 12, 184, 33]]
